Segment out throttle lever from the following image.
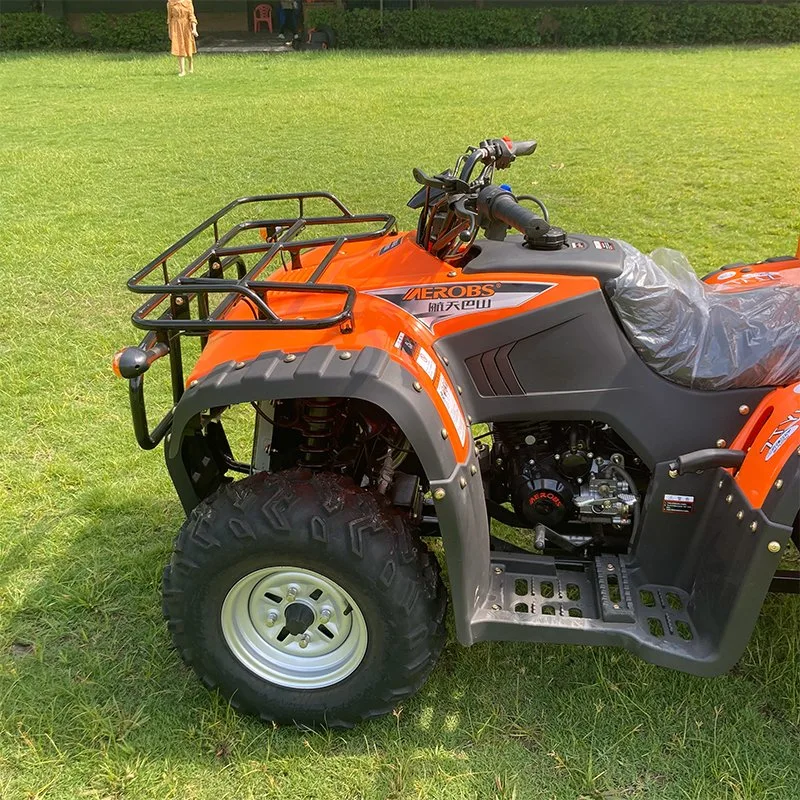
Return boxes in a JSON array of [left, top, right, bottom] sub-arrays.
[[452, 197, 478, 242]]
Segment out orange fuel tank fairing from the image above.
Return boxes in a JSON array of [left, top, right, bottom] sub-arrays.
[[187, 232, 601, 464]]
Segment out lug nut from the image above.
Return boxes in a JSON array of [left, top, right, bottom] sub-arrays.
[[320, 608, 332, 622], [433, 488, 446, 501], [266, 611, 279, 628], [299, 635, 310, 649], [286, 585, 298, 600]]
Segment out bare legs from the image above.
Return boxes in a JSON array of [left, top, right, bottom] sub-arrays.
[[177, 55, 194, 76]]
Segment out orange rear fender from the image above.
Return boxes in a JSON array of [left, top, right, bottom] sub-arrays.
[[732, 382, 800, 522], [704, 254, 800, 290]]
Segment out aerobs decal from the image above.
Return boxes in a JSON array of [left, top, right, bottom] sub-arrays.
[[366, 282, 554, 328]]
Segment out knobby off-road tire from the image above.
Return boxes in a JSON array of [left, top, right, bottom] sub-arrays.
[[162, 470, 447, 727]]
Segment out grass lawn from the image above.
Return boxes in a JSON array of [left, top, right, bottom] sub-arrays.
[[1, 47, 799, 800]]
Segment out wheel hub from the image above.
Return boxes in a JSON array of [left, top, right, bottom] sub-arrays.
[[283, 601, 315, 636], [220, 566, 368, 689]]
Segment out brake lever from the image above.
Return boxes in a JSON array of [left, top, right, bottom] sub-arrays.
[[414, 167, 474, 195], [412, 167, 448, 191]]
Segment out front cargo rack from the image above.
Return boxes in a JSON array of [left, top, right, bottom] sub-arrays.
[[117, 192, 396, 449], [129, 192, 395, 334]]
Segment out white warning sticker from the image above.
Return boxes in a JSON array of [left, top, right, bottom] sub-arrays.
[[416, 347, 436, 381], [663, 494, 695, 514], [437, 374, 466, 445]]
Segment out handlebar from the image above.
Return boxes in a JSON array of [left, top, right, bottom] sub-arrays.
[[507, 139, 538, 157], [413, 137, 539, 190], [477, 137, 537, 169], [457, 137, 538, 183], [411, 136, 549, 256], [476, 185, 550, 240]]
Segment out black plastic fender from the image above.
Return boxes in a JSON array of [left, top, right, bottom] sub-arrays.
[[165, 345, 491, 645]]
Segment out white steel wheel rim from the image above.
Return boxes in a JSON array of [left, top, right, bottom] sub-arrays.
[[221, 566, 368, 689]]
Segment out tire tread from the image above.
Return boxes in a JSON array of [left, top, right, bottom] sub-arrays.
[[162, 470, 447, 727]]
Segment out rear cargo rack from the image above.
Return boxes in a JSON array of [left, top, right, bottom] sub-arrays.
[[119, 192, 396, 449]]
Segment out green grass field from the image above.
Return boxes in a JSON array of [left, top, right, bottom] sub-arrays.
[[1, 48, 799, 800]]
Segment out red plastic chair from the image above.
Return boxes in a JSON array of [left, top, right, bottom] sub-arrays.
[[253, 3, 273, 33]]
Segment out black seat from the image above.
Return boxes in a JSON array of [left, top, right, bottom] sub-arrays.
[[606, 243, 800, 390], [462, 234, 625, 282]]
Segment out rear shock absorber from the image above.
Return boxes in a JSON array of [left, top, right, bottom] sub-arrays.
[[298, 398, 340, 468]]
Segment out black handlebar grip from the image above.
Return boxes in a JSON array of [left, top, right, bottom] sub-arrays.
[[509, 139, 537, 157], [478, 186, 550, 240]]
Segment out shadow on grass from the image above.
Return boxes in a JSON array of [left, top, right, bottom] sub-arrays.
[[1, 490, 799, 797]]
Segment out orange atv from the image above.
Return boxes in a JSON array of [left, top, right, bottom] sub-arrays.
[[115, 138, 800, 727]]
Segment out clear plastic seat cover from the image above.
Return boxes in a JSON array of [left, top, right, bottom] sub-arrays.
[[607, 242, 800, 390]]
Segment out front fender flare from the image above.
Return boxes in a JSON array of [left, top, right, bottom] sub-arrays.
[[166, 345, 491, 644]]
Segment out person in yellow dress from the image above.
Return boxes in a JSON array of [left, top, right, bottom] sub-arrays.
[[167, 0, 198, 77]]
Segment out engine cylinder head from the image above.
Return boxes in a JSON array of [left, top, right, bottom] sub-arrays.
[[559, 450, 592, 479]]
